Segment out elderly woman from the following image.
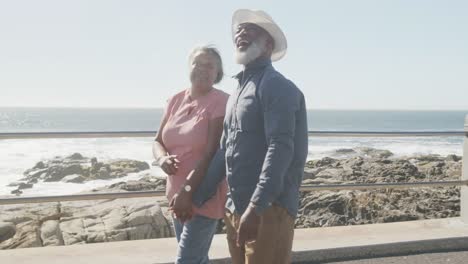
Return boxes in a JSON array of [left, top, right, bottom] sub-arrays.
[[152, 46, 228, 264]]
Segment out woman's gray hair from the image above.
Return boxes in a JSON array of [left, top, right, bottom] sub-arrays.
[[188, 45, 224, 84]]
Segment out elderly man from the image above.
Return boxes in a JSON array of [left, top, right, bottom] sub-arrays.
[[219, 9, 308, 264], [191, 8, 308, 263]]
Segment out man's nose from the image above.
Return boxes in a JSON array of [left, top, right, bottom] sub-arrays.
[[236, 28, 248, 39]]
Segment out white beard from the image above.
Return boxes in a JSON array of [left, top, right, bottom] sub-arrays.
[[234, 40, 266, 65]]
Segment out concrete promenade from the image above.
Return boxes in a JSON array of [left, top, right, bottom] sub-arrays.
[[1, 218, 468, 263], [328, 251, 468, 264]]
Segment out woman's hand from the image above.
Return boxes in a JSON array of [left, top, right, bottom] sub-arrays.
[[170, 190, 193, 223], [158, 155, 180, 176]]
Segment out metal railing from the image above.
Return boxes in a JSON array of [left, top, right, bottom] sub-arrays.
[[1, 127, 467, 206], [0, 131, 465, 140], [1, 180, 468, 205]]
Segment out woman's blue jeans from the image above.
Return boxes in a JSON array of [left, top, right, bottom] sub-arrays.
[[173, 215, 219, 264]]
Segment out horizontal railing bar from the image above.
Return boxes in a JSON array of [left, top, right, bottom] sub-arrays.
[[1, 180, 467, 205], [0, 131, 157, 139], [0, 131, 465, 140], [0, 190, 166, 205], [300, 180, 468, 191], [307, 131, 466, 137]]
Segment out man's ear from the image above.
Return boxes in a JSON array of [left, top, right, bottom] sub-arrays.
[[267, 36, 275, 53]]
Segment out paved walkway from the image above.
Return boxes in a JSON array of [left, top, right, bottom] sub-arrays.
[[1, 218, 468, 263], [328, 251, 468, 264]]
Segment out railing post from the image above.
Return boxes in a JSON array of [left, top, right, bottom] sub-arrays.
[[462, 115, 468, 223]]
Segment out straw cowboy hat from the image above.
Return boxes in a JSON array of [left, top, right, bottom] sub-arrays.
[[232, 9, 288, 61]]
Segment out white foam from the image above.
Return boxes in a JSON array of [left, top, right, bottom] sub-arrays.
[[307, 137, 462, 160]]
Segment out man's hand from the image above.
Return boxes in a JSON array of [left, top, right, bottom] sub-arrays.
[[237, 203, 261, 247], [169, 190, 193, 223], [159, 155, 180, 176]]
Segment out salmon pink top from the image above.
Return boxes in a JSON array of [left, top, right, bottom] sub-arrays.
[[161, 88, 229, 219]]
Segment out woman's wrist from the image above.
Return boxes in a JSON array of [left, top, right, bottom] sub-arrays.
[[155, 154, 168, 166], [179, 183, 193, 196]]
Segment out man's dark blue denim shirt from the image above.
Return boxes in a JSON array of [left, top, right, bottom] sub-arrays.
[[193, 57, 308, 218]]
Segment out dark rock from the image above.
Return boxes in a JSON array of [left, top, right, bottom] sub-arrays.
[[308, 157, 337, 168], [446, 155, 462, 162], [17, 183, 33, 190], [43, 164, 83, 182], [415, 155, 443, 162], [0, 222, 16, 242], [10, 189, 22, 195], [316, 168, 346, 179], [7, 182, 22, 187], [27, 178, 38, 184], [94, 177, 166, 192], [61, 174, 86, 183], [381, 211, 419, 223], [33, 161, 45, 170], [327, 202, 345, 215], [97, 167, 111, 179], [377, 159, 393, 164], [24, 168, 48, 178], [19, 155, 151, 187], [67, 153, 84, 160], [303, 167, 322, 180], [335, 148, 356, 154], [343, 157, 365, 168], [356, 147, 393, 159]]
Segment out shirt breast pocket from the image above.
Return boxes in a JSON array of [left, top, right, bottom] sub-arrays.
[[236, 90, 262, 132]]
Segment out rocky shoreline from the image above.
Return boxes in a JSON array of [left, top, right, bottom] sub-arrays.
[[297, 147, 461, 227], [7, 153, 150, 195], [0, 148, 462, 249]]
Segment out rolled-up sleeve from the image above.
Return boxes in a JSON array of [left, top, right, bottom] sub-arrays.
[[250, 77, 299, 214]]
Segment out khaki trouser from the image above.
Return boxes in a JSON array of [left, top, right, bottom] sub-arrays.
[[224, 205, 295, 264]]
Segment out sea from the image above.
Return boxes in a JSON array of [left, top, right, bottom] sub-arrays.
[[0, 107, 467, 196]]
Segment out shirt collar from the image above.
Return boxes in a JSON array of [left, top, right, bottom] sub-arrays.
[[233, 57, 272, 80]]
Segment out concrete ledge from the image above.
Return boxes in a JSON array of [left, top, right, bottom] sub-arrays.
[[1, 218, 468, 263], [289, 217, 468, 263], [291, 237, 468, 263]]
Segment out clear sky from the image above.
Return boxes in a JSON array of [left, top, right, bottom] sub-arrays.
[[1, 0, 467, 110]]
